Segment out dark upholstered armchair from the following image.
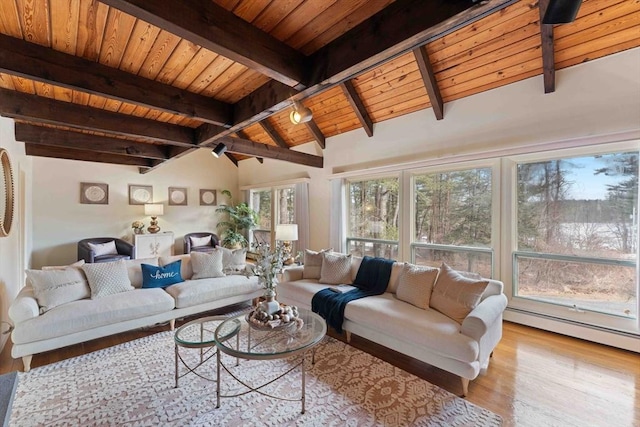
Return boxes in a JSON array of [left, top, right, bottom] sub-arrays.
[[184, 232, 219, 254], [78, 237, 135, 263]]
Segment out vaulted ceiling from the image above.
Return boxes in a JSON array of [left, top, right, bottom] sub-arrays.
[[0, 0, 637, 172]]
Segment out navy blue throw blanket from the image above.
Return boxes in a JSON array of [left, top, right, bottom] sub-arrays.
[[311, 256, 394, 333]]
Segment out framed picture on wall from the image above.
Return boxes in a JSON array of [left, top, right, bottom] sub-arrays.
[[128, 184, 153, 205], [168, 187, 188, 206], [80, 182, 109, 205], [199, 189, 217, 206]]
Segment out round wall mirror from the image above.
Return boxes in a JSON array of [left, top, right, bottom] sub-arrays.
[[0, 148, 15, 237]]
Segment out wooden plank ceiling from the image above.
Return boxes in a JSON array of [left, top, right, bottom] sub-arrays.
[[0, 0, 637, 172]]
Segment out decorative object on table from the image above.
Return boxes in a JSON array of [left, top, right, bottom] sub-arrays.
[[128, 184, 153, 205], [80, 182, 108, 205], [144, 203, 164, 234], [216, 190, 258, 248], [295, 251, 304, 265], [248, 243, 286, 314], [168, 187, 188, 206], [276, 224, 298, 265], [199, 189, 217, 206], [246, 303, 302, 330], [131, 220, 145, 235], [0, 148, 14, 238]]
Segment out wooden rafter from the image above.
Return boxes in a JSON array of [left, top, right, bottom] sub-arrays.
[[0, 89, 196, 147], [259, 120, 289, 149], [539, 0, 556, 93], [235, 130, 263, 163], [413, 46, 444, 120], [304, 121, 326, 150], [224, 153, 240, 166], [0, 34, 232, 126], [215, 137, 322, 168], [101, 0, 307, 89], [340, 81, 373, 137], [25, 144, 153, 168], [15, 124, 168, 160]]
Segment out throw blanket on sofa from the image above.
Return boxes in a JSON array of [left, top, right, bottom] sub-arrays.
[[312, 256, 394, 333]]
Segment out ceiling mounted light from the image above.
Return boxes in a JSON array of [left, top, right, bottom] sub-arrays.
[[211, 143, 227, 158], [289, 102, 312, 124], [542, 0, 582, 24]]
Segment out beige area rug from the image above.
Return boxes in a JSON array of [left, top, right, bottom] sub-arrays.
[[10, 331, 501, 426]]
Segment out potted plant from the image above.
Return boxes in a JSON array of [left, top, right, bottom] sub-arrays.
[[215, 190, 259, 248]]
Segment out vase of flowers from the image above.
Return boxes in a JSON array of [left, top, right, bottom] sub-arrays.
[[248, 243, 286, 315], [131, 220, 145, 235]]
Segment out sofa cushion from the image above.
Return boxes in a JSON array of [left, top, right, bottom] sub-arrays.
[[25, 267, 90, 313], [11, 288, 175, 344], [190, 250, 225, 279], [319, 252, 352, 285], [221, 247, 247, 272], [396, 263, 439, 309], [164, 275, 261, 309], [160, 254, 193, 280], [82, 260, 134, 299], [125, 257, 158, 288], [141, 260, 184, 288], [88, 240, 118, 257], [303, 249, 330, 279], [429, 263, 489, 324]]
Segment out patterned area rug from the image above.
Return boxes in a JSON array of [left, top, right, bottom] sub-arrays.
[[11, 331, 501, 426]]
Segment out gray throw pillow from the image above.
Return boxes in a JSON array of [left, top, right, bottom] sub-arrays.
[[319, 252, 352, 285], [303, 248, 331, 280], [82, 259, 134, 299], [429, 263, 489, 323], [25, 267, 90, 313], [190, 250, 225, 279], [396, 263, 439, 309]]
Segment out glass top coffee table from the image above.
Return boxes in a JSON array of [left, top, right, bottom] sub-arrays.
[[214, 307, 326, 414]]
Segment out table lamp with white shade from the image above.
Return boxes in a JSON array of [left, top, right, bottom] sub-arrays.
[[276, 224, 298, 265], [144, 203, 164, 234]]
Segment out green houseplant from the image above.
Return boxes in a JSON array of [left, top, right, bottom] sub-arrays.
[[216, 190, 259, 248]]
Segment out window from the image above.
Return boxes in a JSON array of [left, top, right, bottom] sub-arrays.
[[249, 186, 296, 249], [251, 189, 272, 247], [412, 166, 493, 277], [346, 176, 399, 258], [514, 151, 638, 320]]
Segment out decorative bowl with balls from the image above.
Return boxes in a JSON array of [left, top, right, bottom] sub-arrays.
[[246, 304, 304, 331]]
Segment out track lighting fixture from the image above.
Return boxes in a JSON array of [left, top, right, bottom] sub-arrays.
[[542, 0, 582, 24], [211, 143, 227, 158], [289, 102, 312, 124]]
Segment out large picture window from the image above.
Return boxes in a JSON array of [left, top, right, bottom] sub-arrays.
[[249, 186, 296, 249], [346, 176, 399, 258], [412, 167, 493, 277], [515, 151, 638, 319]]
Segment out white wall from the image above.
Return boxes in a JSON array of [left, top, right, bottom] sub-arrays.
[[239, 48, 640, 251], [31, 148, 239, 268], [0, 116, 31, 350]]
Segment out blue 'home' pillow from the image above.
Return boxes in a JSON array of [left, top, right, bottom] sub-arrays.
[[141, 260, 184, 288]]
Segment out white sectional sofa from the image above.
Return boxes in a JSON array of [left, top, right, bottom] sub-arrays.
[[277, 256, 508, 396], [9, 253, 261, 372]]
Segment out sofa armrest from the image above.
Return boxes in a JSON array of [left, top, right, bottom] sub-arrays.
[[8, 287, 40, 323], [283, 266, 304, 282], [460, 294, 508, 341]]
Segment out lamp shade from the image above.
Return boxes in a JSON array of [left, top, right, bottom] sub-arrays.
[[212, 143, 227, 158], [276, 224, 298, 241], [144, 203, 164, 216]]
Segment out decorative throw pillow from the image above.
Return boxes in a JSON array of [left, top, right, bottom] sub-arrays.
[[319, 252, 353, 285], [87, 240, 118, 257], [141, 260, 184, 288], [82, 260, 134, 299], [303, 248, 331, 280], [190, 250, 225, 280], [25, 267, 90, 313], [160, 254, 193, 280], [386, 262, 405, 294], [429, 263, 489, 323], [124, 257, 159, 288], [221, 247, 247, 272], [189, 235, 212, 248], [396, 263, 439, 309]]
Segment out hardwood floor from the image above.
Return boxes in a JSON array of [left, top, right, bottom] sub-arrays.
[[1, 320, 638, 426]]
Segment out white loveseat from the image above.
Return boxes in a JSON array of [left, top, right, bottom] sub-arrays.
[[9, 253, 261, 371], [277, 257, 508, 396]]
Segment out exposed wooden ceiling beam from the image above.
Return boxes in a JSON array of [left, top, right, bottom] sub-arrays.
[[25, 144, 153, 167], [413, 46, 444, 120], [213, 137, 323, 168], [259, 120, 289, 149], [224, 153, 239, 167], [539, 0, 556, 93], [199, 0, 517, 145], [0, 34, 232, 126], [235, 130, 263, 163], [101, 0, 307, 89], [340, 81, 373, 137], [0, 89, 196, 147], [15, 124, 168, 160], [304, 121, 326, 150]]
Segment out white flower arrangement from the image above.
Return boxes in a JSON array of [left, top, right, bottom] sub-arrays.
[[248, 243, 286, 294], [131, 220, 145, 233]]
